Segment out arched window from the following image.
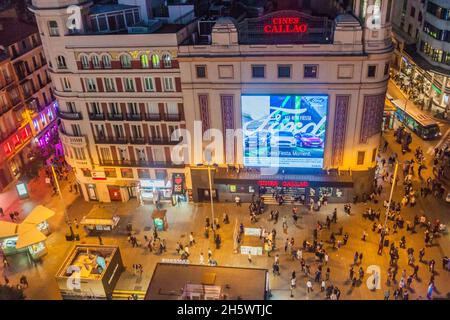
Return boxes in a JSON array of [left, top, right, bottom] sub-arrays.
[[56, 55, 66, 69], [91, 55, 100, 68], [162, 53, 171, 68], [140, 54, 149, 68], [151, 54, 160, 68], [120, 54, 131, 68], [102, 54, 111, 68], [80, 55, 89, 69]]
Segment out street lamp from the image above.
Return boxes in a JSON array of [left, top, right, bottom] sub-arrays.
[[197, 162, 218, 238]]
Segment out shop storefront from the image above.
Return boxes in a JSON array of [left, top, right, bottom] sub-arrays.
[[138, 179, 173, 203], [213, 174, 354, 203]]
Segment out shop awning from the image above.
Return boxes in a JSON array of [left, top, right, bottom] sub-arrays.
[[80, 205, 118, 226], [0, 221, 19, 238], [385, 99, 396, 112], [15, 228, 47, 249], [22, 205, 56, 225]]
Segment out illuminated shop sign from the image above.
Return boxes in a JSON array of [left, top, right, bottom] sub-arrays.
[[257, 180, 309, 188], [172, 173, 185, 195], [237, 10, 333, 45], [264, 17, 308, 34]]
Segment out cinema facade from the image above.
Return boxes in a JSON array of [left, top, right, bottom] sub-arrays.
[[179, 9, 394, 203]]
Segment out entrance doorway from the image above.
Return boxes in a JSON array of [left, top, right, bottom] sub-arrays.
[[108, 186, 122, 201], [87, 184, 98, 201], [198, 188, 218, 202], [127, 186, 137, 198]]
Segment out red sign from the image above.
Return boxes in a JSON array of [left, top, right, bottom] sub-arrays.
[[264, 17, 308, 34], [257, 180, 309, 188]]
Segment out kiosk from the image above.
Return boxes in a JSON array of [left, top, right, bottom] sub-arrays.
[[151, 209, 168, 231], [80, 205, 120, 234]]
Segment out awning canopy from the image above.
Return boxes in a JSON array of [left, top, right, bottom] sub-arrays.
[[22, 205, 56, 225], [80, 205, 119, 226], [15, 228, 47, 249], [0, 221, 19, 239]]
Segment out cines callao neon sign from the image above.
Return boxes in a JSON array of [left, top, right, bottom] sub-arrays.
[[263, 17, 308, 34]]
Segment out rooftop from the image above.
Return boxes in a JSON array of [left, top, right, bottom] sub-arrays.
[[56, 244, 118, 280], [89, 3, 139, 15], [145, 263, 268, 300], [0, 18, 38, 47]]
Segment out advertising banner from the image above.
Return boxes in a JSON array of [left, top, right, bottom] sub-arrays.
[[172, 173, 185, 195], [242, 94, 328, 169]]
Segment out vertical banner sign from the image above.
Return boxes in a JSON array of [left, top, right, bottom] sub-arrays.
[[172, 173, 185, 195]]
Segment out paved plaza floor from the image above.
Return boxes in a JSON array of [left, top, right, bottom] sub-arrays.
[[0, 131, 449, 300]]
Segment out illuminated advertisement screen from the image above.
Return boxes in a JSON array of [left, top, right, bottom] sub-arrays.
[[242, 94, 328, 168]]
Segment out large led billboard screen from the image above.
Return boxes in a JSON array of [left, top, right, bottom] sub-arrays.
[[242, 94, 328, 169]]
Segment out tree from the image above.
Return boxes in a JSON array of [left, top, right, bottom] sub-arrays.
[[0, 284, 25, 300]]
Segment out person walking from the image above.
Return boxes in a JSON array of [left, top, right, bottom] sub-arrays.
[[20, 275, 28, 288], [189, 232, 195, 246], [384, 289, 390, 300], [199, 252, 205, 265], [290, 277, 296, 298], [74, 218, 79, 229], [248, 253, 252, 264], [306, 280, 313, 293], [98, 235, 103, 245]]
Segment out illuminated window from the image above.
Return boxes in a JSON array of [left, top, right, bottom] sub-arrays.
[[33, 119, 39, 130], [151, 54, 160, 68], [140, 55, 149, 68], [304, 65, 318, 78]]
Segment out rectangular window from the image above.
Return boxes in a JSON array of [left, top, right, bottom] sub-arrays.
[[136, 148, 146, 162], [120, 168, 134, 179], [143, 77, 154, 92], [123, 78, 135, 92], [104, 168, 117, 178], [86, 78, 97, 92], [137, 169, 150, 179], [99, 147, 112, 162], [371, 148, 377, 162], [251, 65, 265, 78], [357, 151, 365, 165], [277, 65, 291, 78], [384, 62, 390, 76], [367, 65, 377, 78], [196, 65, 207, 78], [104, 78, 115, 92], [163, 77, 174, 91], [62, 78, 71, 91], [304, 65, 318, 78], [48, 21, 59, 36], [71, 124, 82, 136]]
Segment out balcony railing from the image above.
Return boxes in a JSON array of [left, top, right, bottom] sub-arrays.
[[145, 113, 161, 121], [107, 113, 124, 121], [57, 110, 83, 120], [164, 113, 182, 121], [99, 159, 185, 168], [89, 113, 105, 120], [94, 136, 128, 144], [93, 136, 182, 145], [58, 129, 87, 146], [129, 137, 146, 145], [126, 113, 142, 121]]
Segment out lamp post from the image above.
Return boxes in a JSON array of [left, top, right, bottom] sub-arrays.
[[206, 164, 216, 238]]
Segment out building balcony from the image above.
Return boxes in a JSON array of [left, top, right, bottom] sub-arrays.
[[163, 113, 182, 121], [126, 113, 142, 121], [99, 159, 185, 168], [58, 129, 87, 147], [57, 110, 83, 120], [88, 113, 105, 121], [148, 137, 181, 145], [107, 113, 124, 121], [94, 136, 128, 144], [129, 137, 146, 145], [93, 136, 181, 145], [145, 113, 162, 121]]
